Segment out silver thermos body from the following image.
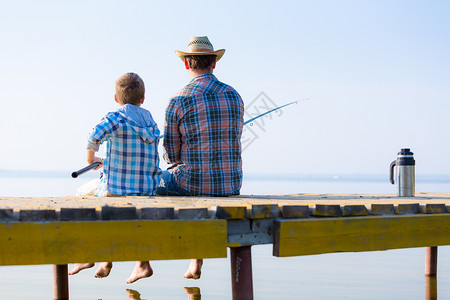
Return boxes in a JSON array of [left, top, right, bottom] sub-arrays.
[[389, 148, 415, 197]]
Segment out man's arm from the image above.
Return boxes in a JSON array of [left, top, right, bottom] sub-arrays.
[[162, 97, 182, 165]]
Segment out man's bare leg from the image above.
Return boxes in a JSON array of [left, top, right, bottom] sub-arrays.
[[184, 259, 203, 279], [68, 263, 95, 275], [94, 262, 113, 278], [126, 261, 153, 284]]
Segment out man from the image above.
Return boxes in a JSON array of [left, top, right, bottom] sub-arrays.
[[157, 36, 244, 278]]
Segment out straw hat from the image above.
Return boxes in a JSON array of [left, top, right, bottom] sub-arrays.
[[175, 36, 225, 62]]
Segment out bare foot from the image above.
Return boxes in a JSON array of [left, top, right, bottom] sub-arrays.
[[126, 261, 153, 284], [94, 262, 112, 278], [184, 259, 203, 279], [68, 263, 95, 275]]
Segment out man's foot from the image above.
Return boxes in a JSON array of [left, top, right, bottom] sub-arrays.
[[126, 261, 153, 284], [68, 263, 95, 275], [184, 259, 203, 279], [94, 262, 113, 278]]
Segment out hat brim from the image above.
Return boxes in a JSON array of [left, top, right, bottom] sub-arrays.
[[175, 49, 225, 62]]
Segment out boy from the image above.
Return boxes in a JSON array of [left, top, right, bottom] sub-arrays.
[[69, 72, 161, 283]]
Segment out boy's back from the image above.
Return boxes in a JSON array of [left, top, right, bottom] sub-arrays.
[[88, 104, 161, 196], [85, 72, 161, 197]]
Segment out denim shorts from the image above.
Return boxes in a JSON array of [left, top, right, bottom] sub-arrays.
[[156, 170, 191, 196]]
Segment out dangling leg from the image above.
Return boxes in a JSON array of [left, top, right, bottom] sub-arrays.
[[68, 263, 95, 275], [94, 262, 113, 278], [184, 259, 203, 279], [126, 261, 153, 284]]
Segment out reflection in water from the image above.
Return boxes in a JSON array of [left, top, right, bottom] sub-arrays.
[[425, 276, 437, 300], [185, 287, 201, 300], [125, 287, 201, 299], [126, 289, 142, 300]]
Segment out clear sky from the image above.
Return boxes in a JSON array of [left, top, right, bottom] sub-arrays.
[[1, 0, 449, 176]]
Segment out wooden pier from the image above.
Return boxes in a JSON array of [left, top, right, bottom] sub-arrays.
[[1, 192, 450, 299]]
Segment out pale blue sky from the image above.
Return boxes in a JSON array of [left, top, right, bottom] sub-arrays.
[[1, 0, 449, 176]]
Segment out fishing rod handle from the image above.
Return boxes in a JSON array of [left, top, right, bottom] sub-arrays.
[[71, 162, 101, 178]]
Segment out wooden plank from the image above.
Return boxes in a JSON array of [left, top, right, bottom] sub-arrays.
[[313, 205, 341, 217], [280, 205, 309, 218], [250, 204, 279, 219], [216, 206, 247, 219], [273, 214, 450, 257], [370, 204, 395, 215], [0, 220, 227, 266], [140, 207, 175, 220], [178, 208, 209, 219], [342, 205, 368, 217]]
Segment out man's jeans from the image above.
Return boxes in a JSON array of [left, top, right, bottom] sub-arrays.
[[156, 170, 191, 196]]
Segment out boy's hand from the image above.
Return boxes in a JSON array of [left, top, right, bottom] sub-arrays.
[[90, 157, 103, 170], [87, 150, 103, 170]]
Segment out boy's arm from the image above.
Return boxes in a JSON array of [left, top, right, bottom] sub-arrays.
[[86, 114, 118, 165], [88, 115, 117, 150], [87, 149, 103, 170]]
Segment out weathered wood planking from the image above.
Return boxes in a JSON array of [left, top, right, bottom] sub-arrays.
[[273, 214, 450, 257], [0, 220, 227, 266], [2, 193, 450, 266]]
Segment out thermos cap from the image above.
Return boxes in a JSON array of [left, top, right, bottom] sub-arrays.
[[397, 148, 415, 165], [398, 148, 414, 156]]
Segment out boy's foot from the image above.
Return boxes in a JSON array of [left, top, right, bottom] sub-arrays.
[[68, 263, 95, 275], [94, 262, 113, 278], [126, 261, 153, 284], [184, 259, 203, 279]]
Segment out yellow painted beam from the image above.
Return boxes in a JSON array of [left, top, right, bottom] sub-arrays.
[[273, 214, 450, 257], [0, 220, 227, 266]]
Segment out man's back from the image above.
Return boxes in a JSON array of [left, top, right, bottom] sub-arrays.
[[163, 74, 244, 196]]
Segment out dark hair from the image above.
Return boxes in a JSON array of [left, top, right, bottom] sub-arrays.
[[185, 55, 216, 70]]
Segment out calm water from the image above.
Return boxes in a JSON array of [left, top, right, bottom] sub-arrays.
[[1, 172, 450, 299]]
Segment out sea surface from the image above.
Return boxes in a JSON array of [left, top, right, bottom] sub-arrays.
[[1, 171, 450, 299]]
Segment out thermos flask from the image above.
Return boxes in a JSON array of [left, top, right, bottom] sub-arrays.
[[389, 148, 415, 197]]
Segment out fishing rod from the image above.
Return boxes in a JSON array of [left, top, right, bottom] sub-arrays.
[[72, 100, 300, 178], [158, 100, 300, 139], [243, 100, 298, 125], [71, 162, 101, 178]]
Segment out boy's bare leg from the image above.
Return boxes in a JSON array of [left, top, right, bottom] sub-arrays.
[[94, 262, 113, 278], [184, 259, 203, 279], [126, 261, 153, 284], [68, 263, 95, 275]]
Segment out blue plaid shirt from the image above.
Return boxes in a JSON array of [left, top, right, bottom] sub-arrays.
[[87, 104, 161, 196], [163, 74, 244, 196]]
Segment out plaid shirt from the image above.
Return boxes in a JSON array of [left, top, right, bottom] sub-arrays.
[[87, 104, 161, 196], [163, 74, 244, 196]]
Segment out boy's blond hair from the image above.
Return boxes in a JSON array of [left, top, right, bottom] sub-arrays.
[[115, 73, 145, 105]]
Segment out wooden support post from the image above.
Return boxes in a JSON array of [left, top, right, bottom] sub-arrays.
[[53, 264, 69, 300], [230, 246, 253, 300], [425, 246, 438, 276]]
